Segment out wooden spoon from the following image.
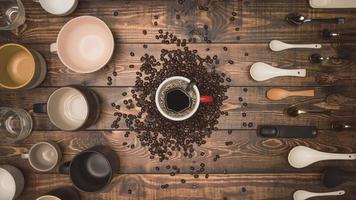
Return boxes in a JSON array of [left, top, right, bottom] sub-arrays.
[[266, 88, 315, 101]]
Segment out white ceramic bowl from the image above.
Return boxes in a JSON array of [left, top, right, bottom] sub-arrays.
[[51, 16, 114, 74]]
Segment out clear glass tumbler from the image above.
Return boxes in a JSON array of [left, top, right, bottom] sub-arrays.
[[0, 107, 32, 144], [0, 0, 26, 31]]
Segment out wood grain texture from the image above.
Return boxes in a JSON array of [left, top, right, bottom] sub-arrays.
[[15, 173, 356, 200], [1, 130, 356, 175], [2, 87, 356, 131], [1, 0, 356, 199], [1, 0, 356, 44], [2, 43, 355, 87]]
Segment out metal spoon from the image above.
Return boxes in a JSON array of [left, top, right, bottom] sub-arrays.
[[309, 53, 342, 64], [288, 146, 356, 169], [331, 122, 353, 131], [323, 29, 356, 40], [293, 190, 345, 200], [286, 13, 345, 25], [286, 106, 330, 117]]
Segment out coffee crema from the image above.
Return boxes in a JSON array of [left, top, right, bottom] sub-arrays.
[[157, 79, 197, 119]]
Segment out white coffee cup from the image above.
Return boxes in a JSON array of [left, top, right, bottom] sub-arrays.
[[21, 141, 62, 172], [50, 16, 114, 74], [0, 165, 24, 200], [33, 86, 101, 131], [155, 76, 213, 121], [33, 0, 78, 16]]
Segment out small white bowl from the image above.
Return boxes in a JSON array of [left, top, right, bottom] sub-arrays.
[[34, 0, 78, 16]]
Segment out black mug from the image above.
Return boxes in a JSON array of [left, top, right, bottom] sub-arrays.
[[36, 186, 80, 200], [59, 145, 119, 193]]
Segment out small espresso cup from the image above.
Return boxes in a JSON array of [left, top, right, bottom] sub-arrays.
[[0, 43, 47, 90], [33, 0, 78, 16], [33, 86, 101, 131], [21, 141, 62, 172], [155, 76, 213, 121], [59, 145, 119, 193], [0, 165, 24, 200], [36, 186, 81, 200]]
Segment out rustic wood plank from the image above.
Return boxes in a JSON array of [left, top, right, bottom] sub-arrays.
[[1, 130, 355, 174], [2, 87, 355, 131], [2, 0, 356, 44], [16, 173, 356, 200], [2, 43, 354, 87]]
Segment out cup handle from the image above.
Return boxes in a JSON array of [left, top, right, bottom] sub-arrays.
[[50, 43, 58, 54], [59, 161, 71, 175], [33, 103, 47, 113], [200, 96, 213, 104], [21, 154, 29, 159]]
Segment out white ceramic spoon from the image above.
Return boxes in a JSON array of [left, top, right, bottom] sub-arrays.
[[294, 190, 345, 200], [310, 0, 356, 8], [250, 62, 306, 81], [269, 40, 322, 52], [288, 146, 356, 169]]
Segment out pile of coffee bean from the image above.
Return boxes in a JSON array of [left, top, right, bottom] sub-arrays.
[[111, 36, 230, 162]]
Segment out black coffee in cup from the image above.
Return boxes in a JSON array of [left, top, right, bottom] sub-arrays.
[[166, 89, 191, 112], [157, 78, 198, 120]]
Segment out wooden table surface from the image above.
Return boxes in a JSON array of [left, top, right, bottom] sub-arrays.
[[1, 0, 356, 199]]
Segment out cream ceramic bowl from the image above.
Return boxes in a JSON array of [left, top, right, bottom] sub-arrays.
[[51, 16, 114, 74]]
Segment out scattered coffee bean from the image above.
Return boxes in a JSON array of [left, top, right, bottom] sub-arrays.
[[130, 52, 135, 56], [113, 71, 117, 76], [225, 141, 233, 146], [205, 174, 209, 179], [128, 189, 132, 194], [154, 21, 158, 26], [129, 65, 134, 68], [143, 30, 147, 35], [113, 11, 119, 16], [223, 47, 228, 51], [227, 130, 232, 134], [232, 11, 237, 16], [181, 179, 186, 183], [143, 44, 148, 49], [194, 174, 199, 178], [122, 142, 127, 146], [122, 92, 127, 96], [248, 122, 253, 127], [155, 167, 160, 171]]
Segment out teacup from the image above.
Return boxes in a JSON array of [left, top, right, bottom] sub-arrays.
[[0, 43, 47, 90], [0, 165, 24, 200], [33, 0, 78, 16], [36, 186, 80, 200], [51, 16, 114, 73], [21, 141, 62, 172], [59, 145, 119, 193], [155, 76, 213, 121], [33, 86, 101, 131]]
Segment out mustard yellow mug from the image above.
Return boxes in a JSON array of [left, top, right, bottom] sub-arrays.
[[0, 43, 47, 89]]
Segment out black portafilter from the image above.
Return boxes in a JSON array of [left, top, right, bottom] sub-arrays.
[[322, 168, 356, 188]]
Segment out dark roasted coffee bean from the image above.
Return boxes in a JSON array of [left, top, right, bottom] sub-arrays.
[[225, 141, 233, 146], [223, 47, 228, 51], [181, 179, 186, 183], [194, 174, 199, 178], [248, 122, 253, 127], [227, 130, 232, 134], [142, 30, 147, 35], [130, 52, 135, 56]]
